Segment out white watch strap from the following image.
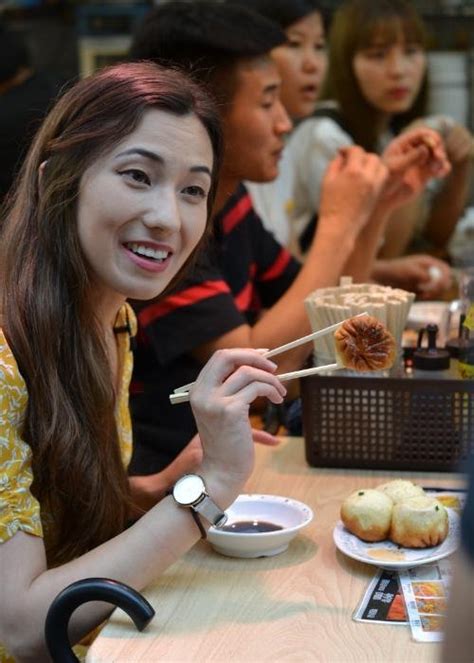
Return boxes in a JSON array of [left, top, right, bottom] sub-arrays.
[[194, 495, 228, 528]]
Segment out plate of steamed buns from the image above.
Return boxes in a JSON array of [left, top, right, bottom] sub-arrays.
[[334, 480, 460, 569]]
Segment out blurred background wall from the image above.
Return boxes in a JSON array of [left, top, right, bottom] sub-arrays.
[[1, 0, 474, 127]]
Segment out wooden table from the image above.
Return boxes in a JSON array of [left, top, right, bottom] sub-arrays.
[[87, 437, 463, 663]]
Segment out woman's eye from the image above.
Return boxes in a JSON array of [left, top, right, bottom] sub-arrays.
[[315, 42, 326, 52], [183, 185, 206, 199], [367, 49, 386, 60], [406, 45, 422, 56], [120, 169, 151, 185], [288, 40, 302, 49]]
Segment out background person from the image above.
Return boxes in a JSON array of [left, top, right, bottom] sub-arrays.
[[0, 60, 286, 661], [128, 1, 449, 476], [231, 0, 453, 298], [0, 24, 60, 207], [289, 0, 472, 271]]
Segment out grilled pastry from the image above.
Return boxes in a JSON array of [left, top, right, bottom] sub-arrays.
[[334, 315, 396, 371]]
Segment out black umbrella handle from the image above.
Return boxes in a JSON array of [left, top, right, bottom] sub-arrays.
[[44, 577, 155, 662]]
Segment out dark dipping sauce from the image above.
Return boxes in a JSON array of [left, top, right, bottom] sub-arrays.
[[221, 520, 283, 534]]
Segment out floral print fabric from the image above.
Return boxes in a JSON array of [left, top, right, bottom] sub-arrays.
[[0, 303, 135, 545]]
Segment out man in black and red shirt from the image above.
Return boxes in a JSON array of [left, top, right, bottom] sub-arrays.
[[131, 182, 300, 471], [128, 2, 450, 478]]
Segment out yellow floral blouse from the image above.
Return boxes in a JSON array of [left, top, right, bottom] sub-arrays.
[[0, 303, 136, 662]]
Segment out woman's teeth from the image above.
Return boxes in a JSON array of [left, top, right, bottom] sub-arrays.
[[127, 243, 169, 262]]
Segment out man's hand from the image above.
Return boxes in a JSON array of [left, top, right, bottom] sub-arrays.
[[318, 146, 388, 241]]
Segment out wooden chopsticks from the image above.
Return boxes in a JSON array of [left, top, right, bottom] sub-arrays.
[[169, 313, 367, 405]]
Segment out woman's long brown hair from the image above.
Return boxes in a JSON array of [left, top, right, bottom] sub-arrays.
[[320, 0, 428, 151], [0, 61, 222, 566]]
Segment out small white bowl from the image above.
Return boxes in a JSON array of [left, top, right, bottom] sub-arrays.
[[207, 494, 313, 558]]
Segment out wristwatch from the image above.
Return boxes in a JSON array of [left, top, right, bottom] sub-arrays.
[[172, 474, 228, 529]]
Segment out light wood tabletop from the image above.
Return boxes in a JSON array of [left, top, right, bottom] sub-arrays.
[[87, 437, 463, 663]]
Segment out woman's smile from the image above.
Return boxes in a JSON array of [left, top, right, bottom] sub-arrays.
[[122, 240, 174, 273]]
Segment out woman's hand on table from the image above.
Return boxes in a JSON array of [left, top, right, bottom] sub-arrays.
[[190, 348, 286, 507], [373, 254, 452, 298]]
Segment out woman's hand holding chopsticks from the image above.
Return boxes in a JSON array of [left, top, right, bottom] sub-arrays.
[[170, 314, 367, 404], [191, 348, 286, 497]]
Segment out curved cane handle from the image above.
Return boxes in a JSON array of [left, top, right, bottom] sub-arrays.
[[44, 577, 155, 662]]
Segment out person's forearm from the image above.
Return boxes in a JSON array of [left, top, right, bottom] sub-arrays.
[[2, 471, 238, 661], [128, 473, 170, 518], [425, 161, 472, 249], [248, 224, 357, 372], [192, 222, 358, 372], [370, 258, 394, 285], [342, 206, 391, 282], [377, 197, 424, 259], [128, 439, 204, 517]]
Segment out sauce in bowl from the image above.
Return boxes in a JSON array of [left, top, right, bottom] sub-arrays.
[[221, 520, 283, 534]]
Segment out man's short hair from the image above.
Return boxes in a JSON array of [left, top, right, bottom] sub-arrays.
[[226, 0, 323, 31], [130, 1, 286, 105]]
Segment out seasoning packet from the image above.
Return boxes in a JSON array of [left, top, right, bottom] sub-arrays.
[[398, 559, 452, 642], [353, 569, 407, 625]]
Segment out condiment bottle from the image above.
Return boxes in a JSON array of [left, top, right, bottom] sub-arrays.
[[445, 313, 465, 375], [458, 305, 474, 379], [413, 324, 452, 379]]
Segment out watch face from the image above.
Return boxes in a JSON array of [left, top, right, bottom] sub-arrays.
[[173, 474, 205, 506]]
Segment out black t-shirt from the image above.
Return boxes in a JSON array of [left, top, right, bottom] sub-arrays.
[[129, 183, 300, 474]]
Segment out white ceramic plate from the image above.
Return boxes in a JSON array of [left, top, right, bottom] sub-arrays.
[[208, 494, 313, 559], [333, 508, 460, 570]]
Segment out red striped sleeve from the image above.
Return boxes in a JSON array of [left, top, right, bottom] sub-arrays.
[[234, 281, 254, 312], [222, 193, 253, 234], [259, 248, 292, 282], [234, 262, 257, 312], [138, 280, 231, 327]]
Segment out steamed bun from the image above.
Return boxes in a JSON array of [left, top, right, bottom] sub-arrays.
[[376, 479, 425, 504], [340, 489, 393, 542], [390, 496, 449, 548]]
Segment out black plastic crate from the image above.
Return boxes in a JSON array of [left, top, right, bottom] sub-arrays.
[[301, 372, 474, 471]]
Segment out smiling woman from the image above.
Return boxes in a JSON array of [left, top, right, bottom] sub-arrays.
[[77, 109, 214, 309], [0, 61, 288, 661]]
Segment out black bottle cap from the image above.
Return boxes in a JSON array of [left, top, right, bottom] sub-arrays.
[[446, 314, 469, 359], [445, 337, 460, 359], [413, 324, 450, 371]]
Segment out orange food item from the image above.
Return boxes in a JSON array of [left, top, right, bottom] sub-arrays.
[[334, 315, 396, 371], [387, 594, 407, 621]]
